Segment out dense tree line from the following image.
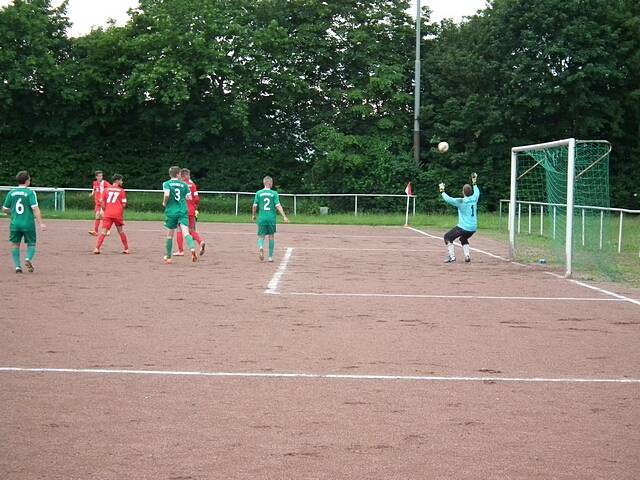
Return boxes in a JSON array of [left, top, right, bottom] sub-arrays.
[[1, 0, 638, 209]]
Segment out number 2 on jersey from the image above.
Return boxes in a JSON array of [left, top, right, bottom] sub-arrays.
[[263, 197, 271, 211]]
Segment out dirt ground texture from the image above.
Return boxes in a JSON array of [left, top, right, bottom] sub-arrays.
[[1, 220, 639, 479]]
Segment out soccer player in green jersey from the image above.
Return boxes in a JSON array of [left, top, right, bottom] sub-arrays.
[[252, 176, 289, 262], [2, 171, 46, 273], [162, 166, 197, 264]]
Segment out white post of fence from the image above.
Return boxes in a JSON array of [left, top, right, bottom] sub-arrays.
[[235, 193, 239, 216], [412, 196, 416, 216], [517, 203, 521, 234], [354, 195, 358, 216], [618, 211, 623, 253], [54, 191, 58, 211], [528, 203, 532, 234], [540, 205, 544, 235], [405, 196, 410, 226], [553, 206, 557, 239], [294, 195, 297, 216], [581, 208, 585, 246], [599, 210, 604, 250]]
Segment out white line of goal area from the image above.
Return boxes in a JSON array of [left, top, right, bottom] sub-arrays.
[[265, 247, 294, 295], [406, 226, 640, 307], [1, 367, 638, 385]]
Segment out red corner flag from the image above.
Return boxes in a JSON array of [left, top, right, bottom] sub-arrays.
[[405, 182, 412, 196]]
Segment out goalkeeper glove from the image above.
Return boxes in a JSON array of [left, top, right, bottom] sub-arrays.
[[438, 182, 445, 193], [194, 209, 199, 218], [471, 173, 478, 184]]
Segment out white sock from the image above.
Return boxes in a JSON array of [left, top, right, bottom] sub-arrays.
[[447, 243, 455, 257], [463, 244, 470, 257]]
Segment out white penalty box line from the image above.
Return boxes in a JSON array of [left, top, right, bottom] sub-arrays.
[[1, 367, 639, 385], [287, 292, 627, 303]]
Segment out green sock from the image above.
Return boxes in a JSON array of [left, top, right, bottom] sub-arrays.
[[185, 234, 195, 251], [165, 238, 173, 257], [257, 237, 264, 250], [11, 247, 21, 269], [26, 245, 36, 262], [268, 238, 275, 257]]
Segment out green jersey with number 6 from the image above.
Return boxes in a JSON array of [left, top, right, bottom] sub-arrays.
[[3, 187, 38, 230], [162, 179, 190, 217], [253, 189, 280, 225]]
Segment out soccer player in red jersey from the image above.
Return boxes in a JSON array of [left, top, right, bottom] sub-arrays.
[[93, 174, 129, 254], [174, 168, 205, 256], [89, 170, 110, 236]]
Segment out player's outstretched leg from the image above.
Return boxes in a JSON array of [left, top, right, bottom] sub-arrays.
[[191, 229, 204, 256], [267, 235, 275, 262], [179, 224, 197, 262], [164, 230, 175, 264], [174, 230, 185, 256], [24, 243, 36, 272], [443, 228, 458, 263], [94, 227, 108, 254], [116, 226, 129, 254], [460, 231, 474, 263], [257, 236, 265, 261], [11, 243, 22, 273]]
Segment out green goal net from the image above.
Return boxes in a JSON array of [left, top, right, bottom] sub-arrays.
[[509, 139, 626, 282]]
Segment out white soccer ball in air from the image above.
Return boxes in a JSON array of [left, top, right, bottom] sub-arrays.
[[438, 141, 449, 153]]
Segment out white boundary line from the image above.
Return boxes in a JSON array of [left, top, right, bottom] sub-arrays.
[[294, 247, 441, 252], [265, 247, 294, 295], [406, 226, 510, 260], [408, 226, 640, 308], [1, 367, 638, 384], [288, 292, 625, 302]]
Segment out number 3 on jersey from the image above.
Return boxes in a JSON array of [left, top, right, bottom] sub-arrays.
[[174, 188, 181, 201], [263, 197, 271, 211]]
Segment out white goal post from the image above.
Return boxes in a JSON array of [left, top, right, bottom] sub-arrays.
[[509, 138, 576, 278]]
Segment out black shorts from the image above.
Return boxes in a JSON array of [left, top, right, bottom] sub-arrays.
[[444, 226, 475, 245]]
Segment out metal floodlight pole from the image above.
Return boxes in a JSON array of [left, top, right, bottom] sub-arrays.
[[413, 0, 421, 166]]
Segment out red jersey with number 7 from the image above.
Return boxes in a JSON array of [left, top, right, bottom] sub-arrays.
[[102, 185, 127, 219], [185, 180, 200, 216]]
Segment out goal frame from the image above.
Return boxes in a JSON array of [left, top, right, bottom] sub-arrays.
[[509, 138, 576, 278]]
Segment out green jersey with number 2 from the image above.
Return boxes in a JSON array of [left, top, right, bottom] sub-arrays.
[[3, 187, 38, 230], [253, 189, 280, 225], [163, 180, 190, 217]]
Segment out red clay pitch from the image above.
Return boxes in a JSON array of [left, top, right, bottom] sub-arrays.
[[1, 220, 639, 479]]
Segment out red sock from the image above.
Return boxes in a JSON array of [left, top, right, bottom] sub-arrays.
[[191, 230, 202, 244], [96, 234, 106, 250], [176, 231, 184, 252], [120, 232, 129, 250], [94, 219, 101, 232]]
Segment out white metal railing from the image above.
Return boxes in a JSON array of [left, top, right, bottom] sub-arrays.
[[499, 199, 640, 256], [1, 186, 417, 217]]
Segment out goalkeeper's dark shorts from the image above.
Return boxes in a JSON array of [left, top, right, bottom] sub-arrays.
[[444, 226, 475, 245]]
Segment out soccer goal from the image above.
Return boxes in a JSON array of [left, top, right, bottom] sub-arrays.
[[509, 138, 615, 279]]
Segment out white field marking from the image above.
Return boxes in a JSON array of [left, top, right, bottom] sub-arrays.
[[406, 226, 510, 261], [1, 367, 638, 384], [265, 247, 294, 295], [294, 247, 441, 252], [410, 226, 640, 308], [288, 292, 625, 302]]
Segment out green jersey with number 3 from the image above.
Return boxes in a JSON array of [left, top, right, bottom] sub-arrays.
[[3, 187, 38, 230], [253, 189, 280, 225], [162, 180, 190, 217]]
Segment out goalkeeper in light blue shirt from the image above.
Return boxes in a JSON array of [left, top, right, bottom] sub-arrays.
[[439, 173, 480, 263]]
